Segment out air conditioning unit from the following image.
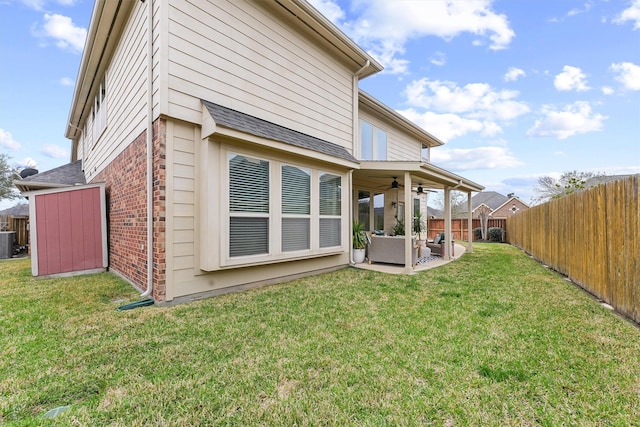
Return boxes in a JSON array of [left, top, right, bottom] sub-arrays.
[[0, 231, 15, 259]]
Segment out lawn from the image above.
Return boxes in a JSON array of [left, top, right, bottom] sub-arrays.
[[1, 244, 639, 426]]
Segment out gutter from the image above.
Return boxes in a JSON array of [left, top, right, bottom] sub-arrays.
[[140, 0, 154, 299], [350, 60, 369, 264]]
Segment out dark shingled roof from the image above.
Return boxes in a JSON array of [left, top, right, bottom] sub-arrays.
[[471, 191, 509, 210], [0, 203, 29, 216], [18, 160, 85, 187], [202, 100, 358, 164]]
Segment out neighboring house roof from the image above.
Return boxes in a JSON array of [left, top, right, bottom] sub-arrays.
[[202, 100, 359, 164], [585, 174, 635, 188], [0, 203, 29, 216], [15, 160, 86, 193], [471, 191, 509, 211]]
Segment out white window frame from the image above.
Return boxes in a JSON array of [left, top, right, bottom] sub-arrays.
[[360, 120, 387, 160], [92, 76, 107, 146], [221, 146, 346, 267]]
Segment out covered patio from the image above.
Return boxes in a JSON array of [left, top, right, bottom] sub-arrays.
[[351, 161, 484, 273]]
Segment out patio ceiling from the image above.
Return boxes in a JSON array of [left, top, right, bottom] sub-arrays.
[[353, 161, 484, 193]]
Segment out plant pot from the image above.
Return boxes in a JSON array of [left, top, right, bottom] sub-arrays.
[[353, 248, 366, 264]]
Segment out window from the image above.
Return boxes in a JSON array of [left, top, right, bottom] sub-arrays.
[[360, 120, 387, 160], [421, 144, 430, 162], [319, 173, 341, 247], [92, 77, 107, 143], [225, 150, 345, 263], [373, 193, 384, 230], [229, 154, 270, 257], [358, 190, 371, 231], [282, 165, 311, 252]]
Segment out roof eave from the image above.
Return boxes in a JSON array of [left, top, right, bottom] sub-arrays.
[[271, 0, 383, 77], [65, 0, 137, 158]]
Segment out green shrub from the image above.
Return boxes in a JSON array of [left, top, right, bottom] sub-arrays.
[[473, 227, 483, 240], [488, 227, 503, 242]]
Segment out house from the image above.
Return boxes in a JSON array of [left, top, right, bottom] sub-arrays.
[[26, 0, 483, 304], [470, 191, 529, 219]]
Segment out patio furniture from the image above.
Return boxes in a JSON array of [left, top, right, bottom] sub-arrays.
[[426, 233, 454, 257], [368, 235, 418, 266]]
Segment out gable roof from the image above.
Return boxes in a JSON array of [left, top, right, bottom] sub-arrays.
[[585, 174, 635, 188], [14, 160, 86, 193], [202, 100, 359, 164], [0, 203, 29, 217], [471, 191, 509, 211]]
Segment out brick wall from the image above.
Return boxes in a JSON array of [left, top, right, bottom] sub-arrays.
[[152, 119, 167, 300], [92, 118, 167, 301]]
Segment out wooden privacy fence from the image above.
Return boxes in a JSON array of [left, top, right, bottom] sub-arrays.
[[428, 218, 506, 241], [0, 215, 29, 247], [507, 175, 639, 324]]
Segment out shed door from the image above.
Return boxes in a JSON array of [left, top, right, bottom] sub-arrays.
[[33, 186, 106, 276]]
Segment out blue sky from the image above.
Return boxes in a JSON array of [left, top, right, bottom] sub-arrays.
[[1, 0, 639, 210]]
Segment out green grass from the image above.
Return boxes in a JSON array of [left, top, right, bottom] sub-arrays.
[[1, 244, 639, 426]]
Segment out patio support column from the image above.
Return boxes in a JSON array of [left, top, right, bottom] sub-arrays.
[[443, 186, 452, 261], [403, 172, 413, 273], [467, 191, 473, 253]]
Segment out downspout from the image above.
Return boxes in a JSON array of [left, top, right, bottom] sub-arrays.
[[141, 0, 154, 298], [350, 60, 369, 264]]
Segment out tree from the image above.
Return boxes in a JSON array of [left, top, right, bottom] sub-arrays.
[[0, 154, 21, 203], [432, 190, 467, 218], [532, 170, 602, 204]]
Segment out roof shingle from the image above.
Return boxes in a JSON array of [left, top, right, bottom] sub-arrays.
[[202, 100, 358, 164]]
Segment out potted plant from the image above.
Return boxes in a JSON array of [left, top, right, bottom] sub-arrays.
[[413, 210, 427, 256], [413, 210, 426, 241], [352, 219, 367, 263], [392, 218, 405, 236]]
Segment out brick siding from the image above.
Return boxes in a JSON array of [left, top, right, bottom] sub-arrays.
[[91, 118, 167, 301]]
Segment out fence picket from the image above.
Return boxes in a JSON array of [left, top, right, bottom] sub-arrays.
[[507, 175, 640, 324]]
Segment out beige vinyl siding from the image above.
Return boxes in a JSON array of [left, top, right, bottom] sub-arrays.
[[165, 119, 351, 302], [165, 120, 197, 301], [359, 109, 422, 162], [81, 2, 150, 181], [165, 0, 353, 148]]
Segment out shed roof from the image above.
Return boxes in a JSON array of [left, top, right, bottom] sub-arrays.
[[14, 160, 86, 193]]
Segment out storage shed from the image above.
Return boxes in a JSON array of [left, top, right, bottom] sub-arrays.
[[16, 161, 108, 277]]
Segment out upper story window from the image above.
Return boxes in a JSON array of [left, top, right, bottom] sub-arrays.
[[421, 143, 430, 162], [360, 120, 387, 160], [92, 77, 107, 143]]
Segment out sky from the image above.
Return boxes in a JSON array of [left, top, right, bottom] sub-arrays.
[[1, 0, 639, 211]]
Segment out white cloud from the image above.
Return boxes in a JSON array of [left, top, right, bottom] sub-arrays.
[[19, 0, 78, 11], [309, 0, 345, 23], [430, 146, 523, 170], [567, 2, 593, 17], [430, 52, 446, 67], [526, 101, 607, 140], [0, 128, 21, 150], [397, 109, 501, 143], [404, 78, 529, 121], [33, 13, 87, 53], [59, 77, 74, 86], [610, 62, 640, 90], [601, 86, 614, 95], [554, 65, 590, 92], [504, 67, 525, 82], [41, 144, 68, 159], [613, 0, 640, 30], [17, 157, 38, 169], [309, 0, 514, 74]]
